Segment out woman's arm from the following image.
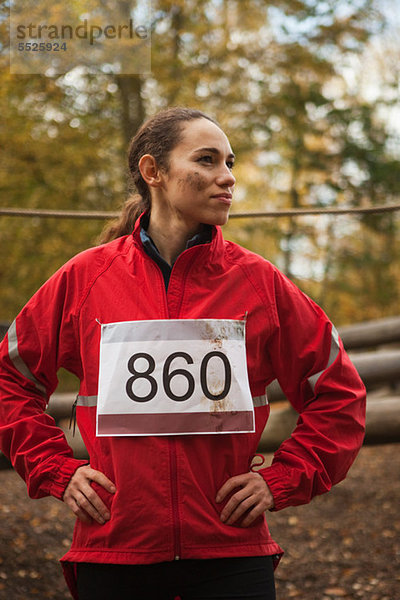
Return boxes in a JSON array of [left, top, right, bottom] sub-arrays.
[[215, 267, 365, 521], [259, 270, 366, 511], [0, 266, 87, 500]]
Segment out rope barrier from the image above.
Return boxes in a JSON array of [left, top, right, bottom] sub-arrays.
[[0, 204, 400, 220], [230, 204, 400, 218], [0, 208, 120, 220]]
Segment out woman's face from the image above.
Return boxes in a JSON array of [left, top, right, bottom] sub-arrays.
[[156, 117, 236, 230]]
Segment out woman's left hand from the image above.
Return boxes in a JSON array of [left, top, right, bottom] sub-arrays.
[[215, 472, 274, 527]]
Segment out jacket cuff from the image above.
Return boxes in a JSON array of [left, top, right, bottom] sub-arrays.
[[48, 457, 89, 500], [258, 463, 292, 512]]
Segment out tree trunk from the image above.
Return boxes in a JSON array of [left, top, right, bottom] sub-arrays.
[[115, 75, 145, 147], [114, 0, 145, 146]]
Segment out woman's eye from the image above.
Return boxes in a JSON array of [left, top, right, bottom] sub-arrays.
[[198, 155, 213, 164], [197, 155, 234, 169]]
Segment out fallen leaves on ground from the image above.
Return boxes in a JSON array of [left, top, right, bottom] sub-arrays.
[[0, 443, 399, 599]]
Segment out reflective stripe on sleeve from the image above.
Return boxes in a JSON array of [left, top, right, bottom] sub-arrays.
[[75, 395, 267, 408], [76, 395, 98, 407], [7, 320, 47, 395], [308, 325, 340, 393], [253, 394, 268, 407]]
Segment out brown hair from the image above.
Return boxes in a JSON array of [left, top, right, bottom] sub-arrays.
[[99, 107, 219, 243]]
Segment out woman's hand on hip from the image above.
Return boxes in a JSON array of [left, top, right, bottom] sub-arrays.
[[216, 472, 274, 527], [63, 465, 116, 525]]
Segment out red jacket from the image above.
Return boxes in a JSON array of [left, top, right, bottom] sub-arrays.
[[0, 219, 366, 597]]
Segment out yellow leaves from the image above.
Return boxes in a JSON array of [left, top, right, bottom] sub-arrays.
[[29, 517, 41, 528], [382, 528, 396, 538], [16, 569, 40, 579], [303, 132, 336, 158], [323, 588, 349, 597], [2, 0, 400, 325], [342, 536, 354, 546], [287, 589, 302, 597]]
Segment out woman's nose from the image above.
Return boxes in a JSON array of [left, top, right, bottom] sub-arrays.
[[217, 166, 236, 188]]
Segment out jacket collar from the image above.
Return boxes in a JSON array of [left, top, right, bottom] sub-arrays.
[[132, 212, 223, 260]]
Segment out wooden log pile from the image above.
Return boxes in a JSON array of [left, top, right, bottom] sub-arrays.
[[266, 349, 400, 402], [261, 316, 400, 451], [0, 317, 399, 461]]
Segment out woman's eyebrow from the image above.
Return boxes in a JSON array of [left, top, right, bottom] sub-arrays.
[[193, 147, 236, 160]]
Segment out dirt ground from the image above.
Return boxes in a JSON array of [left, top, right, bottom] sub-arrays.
[[0, 443, 399, 600]]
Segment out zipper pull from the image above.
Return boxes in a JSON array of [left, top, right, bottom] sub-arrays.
[[69, 395, 78, 437]]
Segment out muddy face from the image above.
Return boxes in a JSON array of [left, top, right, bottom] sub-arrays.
[[150, 118, 235, 231], [178, 171, 209, 192]]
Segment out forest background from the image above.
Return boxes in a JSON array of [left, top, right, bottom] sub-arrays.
[[1, 0, 399, 342]]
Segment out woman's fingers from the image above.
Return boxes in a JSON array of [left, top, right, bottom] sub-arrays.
[[72, 483, 110, 524], [69, 496, 93, 525], [216, 472, 274, 527], [84, 468, 116, 494], [63, 465, 116, 525]]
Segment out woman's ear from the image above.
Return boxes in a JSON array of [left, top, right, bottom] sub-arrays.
[[138, 154, 164, 188]]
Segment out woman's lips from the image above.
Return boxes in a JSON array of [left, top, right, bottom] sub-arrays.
[[212, 194, 232, 205]]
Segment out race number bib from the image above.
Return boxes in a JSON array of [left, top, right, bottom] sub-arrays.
[[96, 319, 255, 436]]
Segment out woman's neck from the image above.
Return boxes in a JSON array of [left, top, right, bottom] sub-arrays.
[[147, 213, 201, 266]]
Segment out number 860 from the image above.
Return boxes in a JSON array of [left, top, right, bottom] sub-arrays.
[[126, 351, 232, 403]]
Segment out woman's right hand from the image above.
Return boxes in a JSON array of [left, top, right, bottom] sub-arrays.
[[63, 465, 116, 525]]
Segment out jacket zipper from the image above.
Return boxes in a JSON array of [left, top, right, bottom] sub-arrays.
[[149, 250, 195, 561], [165, 266, 182, 561], [169, 438, 181, 560], [152, 259, 182, 560]]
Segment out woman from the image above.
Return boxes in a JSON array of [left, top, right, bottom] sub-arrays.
[[0, 107, 366, 600]]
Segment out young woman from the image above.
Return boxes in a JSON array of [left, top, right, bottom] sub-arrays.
[[0, 108, 366, 600]]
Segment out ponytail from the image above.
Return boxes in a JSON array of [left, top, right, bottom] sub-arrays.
[[98, 194, 149, 244]]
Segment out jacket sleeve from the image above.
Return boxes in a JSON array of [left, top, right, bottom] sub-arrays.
[[0, 265, 88, 501], [259, 268, 366, 511]]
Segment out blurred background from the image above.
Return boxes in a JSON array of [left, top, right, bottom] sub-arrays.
[[1, 0, 399, 328]]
